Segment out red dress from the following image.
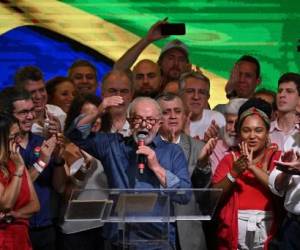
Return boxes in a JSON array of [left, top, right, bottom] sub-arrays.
[[212, 147, 283, 250], [0, 160, 32, 250]]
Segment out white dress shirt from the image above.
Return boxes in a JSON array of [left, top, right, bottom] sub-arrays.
[[268, 133, 300, 215]]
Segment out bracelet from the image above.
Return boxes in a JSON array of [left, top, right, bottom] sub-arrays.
[[37, 159, 47, 168], [226, 172, 236, 183], [33, 162, 44, 173], [230, 170, 239, 178]]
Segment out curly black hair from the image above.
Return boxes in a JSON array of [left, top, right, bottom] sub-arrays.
[[237, 98, 272, 132]]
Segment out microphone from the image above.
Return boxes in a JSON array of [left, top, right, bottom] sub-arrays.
[[137, 131, 148, 174]]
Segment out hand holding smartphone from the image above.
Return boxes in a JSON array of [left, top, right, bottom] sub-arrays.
[[160, 23, 186, 36]]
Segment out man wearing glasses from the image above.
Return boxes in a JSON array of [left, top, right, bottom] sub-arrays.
[[66, 96, 191, 248], [179, 71, 226, 141], [14, 66, 66, 137]]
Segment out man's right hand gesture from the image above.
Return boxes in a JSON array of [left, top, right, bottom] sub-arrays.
[[275, 150, 300, 174], [225, 63, 240, 95], [145, 18, 169, 43], [98, 96, 124, 114], [39, 135, 57, 166]]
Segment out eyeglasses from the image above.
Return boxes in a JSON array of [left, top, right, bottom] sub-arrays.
[[183, 88, 209, 96], [129, 116, 160, 126], [13, 108, 35, 117]]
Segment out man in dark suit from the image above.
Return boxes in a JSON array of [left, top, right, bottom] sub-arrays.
[[157, 92, 217, 250]]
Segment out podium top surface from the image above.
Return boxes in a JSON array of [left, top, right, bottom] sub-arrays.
[[65, 188, 222, 223]]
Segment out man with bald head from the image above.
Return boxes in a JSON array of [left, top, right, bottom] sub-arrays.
[[133, 59, 162, 98], [66, 96, 191, 249]]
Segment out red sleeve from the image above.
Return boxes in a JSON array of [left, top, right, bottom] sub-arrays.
[[269, 151, 281, 172], [212, 153, 234, 184]]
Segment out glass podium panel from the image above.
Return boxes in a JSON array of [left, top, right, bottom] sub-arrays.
[[65, 188, 222, 249], [173, 188, 222, 221]]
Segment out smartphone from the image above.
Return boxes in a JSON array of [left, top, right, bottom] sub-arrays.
[[160, 23, 186, 36]]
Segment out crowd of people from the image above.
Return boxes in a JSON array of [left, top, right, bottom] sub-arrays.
[[0, 19, 299, 250]]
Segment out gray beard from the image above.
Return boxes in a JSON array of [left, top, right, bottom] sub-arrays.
[[221, 128, 238, 147], [133, 129, 157, 145]]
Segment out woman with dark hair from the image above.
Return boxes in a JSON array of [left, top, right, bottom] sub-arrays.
[[46, 76, 76, 113], [0, 113, 40, 249], [212, 98, 282, 250]]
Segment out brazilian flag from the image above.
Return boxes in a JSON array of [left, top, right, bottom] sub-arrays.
[[0, 0, 299, 106]]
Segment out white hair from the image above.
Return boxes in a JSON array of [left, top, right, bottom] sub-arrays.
[[225, 98, 248, 115], [127, 97, 162, 118]]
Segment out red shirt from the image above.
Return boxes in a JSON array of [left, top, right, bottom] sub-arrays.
[[0, 160, 32, 250]]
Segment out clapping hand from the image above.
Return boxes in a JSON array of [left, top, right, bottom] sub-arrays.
[[39, 135, 57, 166], [274, 150, 300, 174], [183, 112, 192, 136], [225, 63, 239, 94], [240, 141, 254, 164], [232, 154, 248, 176], [47, 112, 62, 136], [197, 138, 218, 166], [231, 141, 252, 176], [203, 120, 219, 143]]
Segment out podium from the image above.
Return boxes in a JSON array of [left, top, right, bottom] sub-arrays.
[[64, 188, 222, 249]]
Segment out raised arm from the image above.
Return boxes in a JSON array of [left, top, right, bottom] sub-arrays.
[[113, 19, 168, 71], [192, 138, 218, 188], [77, 96, 124, 127]]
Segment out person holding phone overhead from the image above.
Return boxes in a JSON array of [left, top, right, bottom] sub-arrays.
[[0, 113, 40, 250], [114, 18, 190, 90]]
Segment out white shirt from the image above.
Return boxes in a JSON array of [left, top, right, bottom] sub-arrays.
[[268, 133, 300, 215], [269, 119, 299, 150], [189, 109, 226, 140], [111, 120, 131, 137], [160, 134, 181, 144]]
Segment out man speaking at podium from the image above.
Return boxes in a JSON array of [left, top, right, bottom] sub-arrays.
[[66, 95, 191, 249]]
